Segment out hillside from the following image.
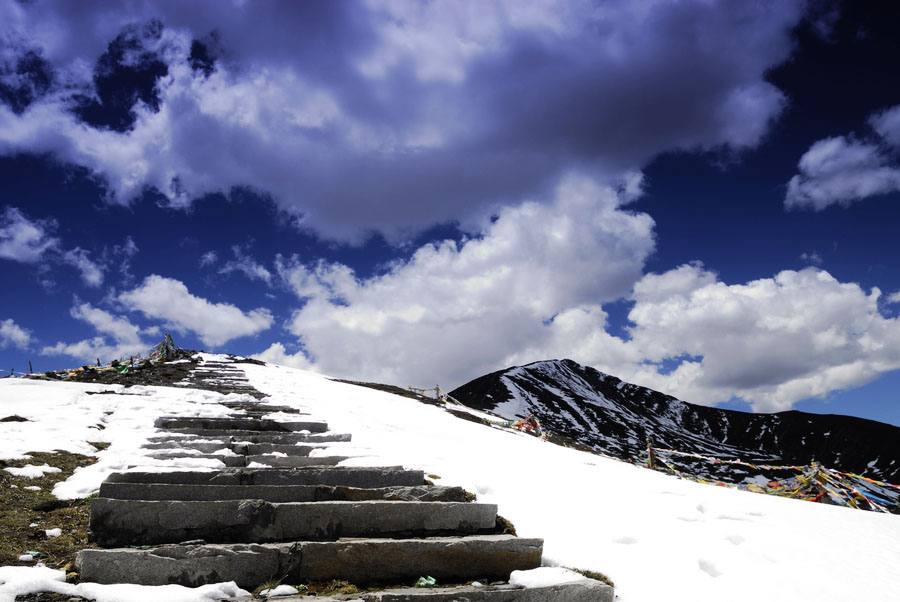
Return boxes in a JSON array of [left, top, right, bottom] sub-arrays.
[[450, 359, 900, 484]]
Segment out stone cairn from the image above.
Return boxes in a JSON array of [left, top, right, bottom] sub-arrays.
[[75, 358, 613, 601]]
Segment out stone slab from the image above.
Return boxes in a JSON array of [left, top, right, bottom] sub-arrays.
[[143, 454, 347, 468], [156, 429, 350, 442], [143, 441, 232, 453], [105, 467, 424, 487], [89, 499, 498, 546], [244, 455, 348, 468], [97, 482, 469, 503], [314, 581, 614, 602], [231, 443, 323, 456], [154, 416, 328, 432], [76, 535, 542, 588], [231, 432, 352, 444]]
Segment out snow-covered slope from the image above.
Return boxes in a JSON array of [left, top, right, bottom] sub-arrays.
[[2, 358, 900, 602], [450, 359, 900, 483]]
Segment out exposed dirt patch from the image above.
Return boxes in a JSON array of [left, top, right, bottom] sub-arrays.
[[0, 451, 97, 570]]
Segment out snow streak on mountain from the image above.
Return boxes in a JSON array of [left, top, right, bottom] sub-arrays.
[[450, 359, 900, 484]]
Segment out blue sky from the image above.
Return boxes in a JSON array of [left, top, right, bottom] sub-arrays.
[[2, 0, 900, 426]]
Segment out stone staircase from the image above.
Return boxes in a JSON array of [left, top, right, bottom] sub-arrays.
[[75, 362, 613, 601]]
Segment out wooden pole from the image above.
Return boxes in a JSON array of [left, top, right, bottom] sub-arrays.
[[28, 360, 33, 374]]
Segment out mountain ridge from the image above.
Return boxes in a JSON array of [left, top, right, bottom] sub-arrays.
[[449, 358, 900, 483]]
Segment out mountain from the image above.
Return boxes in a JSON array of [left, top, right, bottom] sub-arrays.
[[449, 359, 900, 484]]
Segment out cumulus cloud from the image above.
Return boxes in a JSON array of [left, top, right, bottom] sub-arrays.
[[262, 173, 654, 385], [619, 265, 900, 412], [0, 206, 58, 262], [785, 103, 900, 210], [42, 303, 148, 362], [119, 275, 274, 346], [0, 0, 805, 241], [262, 204, 900, 413], [0, 318, 32, 349]]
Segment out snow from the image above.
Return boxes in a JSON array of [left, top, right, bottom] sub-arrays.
[[509, 566, 589, 587], [259, 584, 299, 597], [2, 358, 900, 602], [240, 362, 900, 602], [44, 528, 61, 538], [0, 565, 250, 602], [4, 464, 61, 478]]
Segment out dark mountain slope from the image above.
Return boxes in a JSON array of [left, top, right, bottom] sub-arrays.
[[450, 359, 900, 483]]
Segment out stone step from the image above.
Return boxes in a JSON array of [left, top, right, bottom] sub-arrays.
[[231, 443, 323, 456], [154, 417, 328, 432], [149, 431, 351, 443], [98, 482, 469, 503], [268, 581, 614, 601], [220, 404, 302, 412], [89, 499, 499, 547], [143, 441, 233, 453], [142, 441, 326, 455], [105, 467, 425, 488], [243, 455, 348, 468], [76, 535, 542, 588], [230, 432, 352, 444], [144, 453, 348, 468]]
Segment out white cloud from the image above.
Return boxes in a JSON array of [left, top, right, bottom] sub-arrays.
[[254, 342, 313, 371], [785, 136, 900, 209], [0, 0, 805, 242], [267, 218, 900, 414], [62, 247, 105, 287], [218, 246, 272, 285], [800, 252, 823, 266], [618, 266, 900, 412], [119, 275, 274, 347], [41, 303, 148, 362], [270, 173, 654, 385], [786, 103, 900, 210], [0, 206, 58, 262], [870, 104, 900, 148], [0, 206, 120, 287], [0, 318, 32, 349], [198, 250, 217, 267]]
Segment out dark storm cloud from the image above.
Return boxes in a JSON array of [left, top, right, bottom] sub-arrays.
[[0, 0, 808, 241]]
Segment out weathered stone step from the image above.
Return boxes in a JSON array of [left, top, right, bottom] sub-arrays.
[[76, 535, 542, 588], [154, 417, 328, 432], [142, 441, 326, 455], [149, 431, 351, 443], [242, 455, 347, 468], [231, 432, 352, 444], [98, 482, 469, 503], [90, 499, 498, 546], [145, 453, 348, 468], [143, 441, 233, 453], [106, 466, 425, 488], [218, 403, 301, 412], [270, 581, 614, 601], [231, 443, 323, 456]]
